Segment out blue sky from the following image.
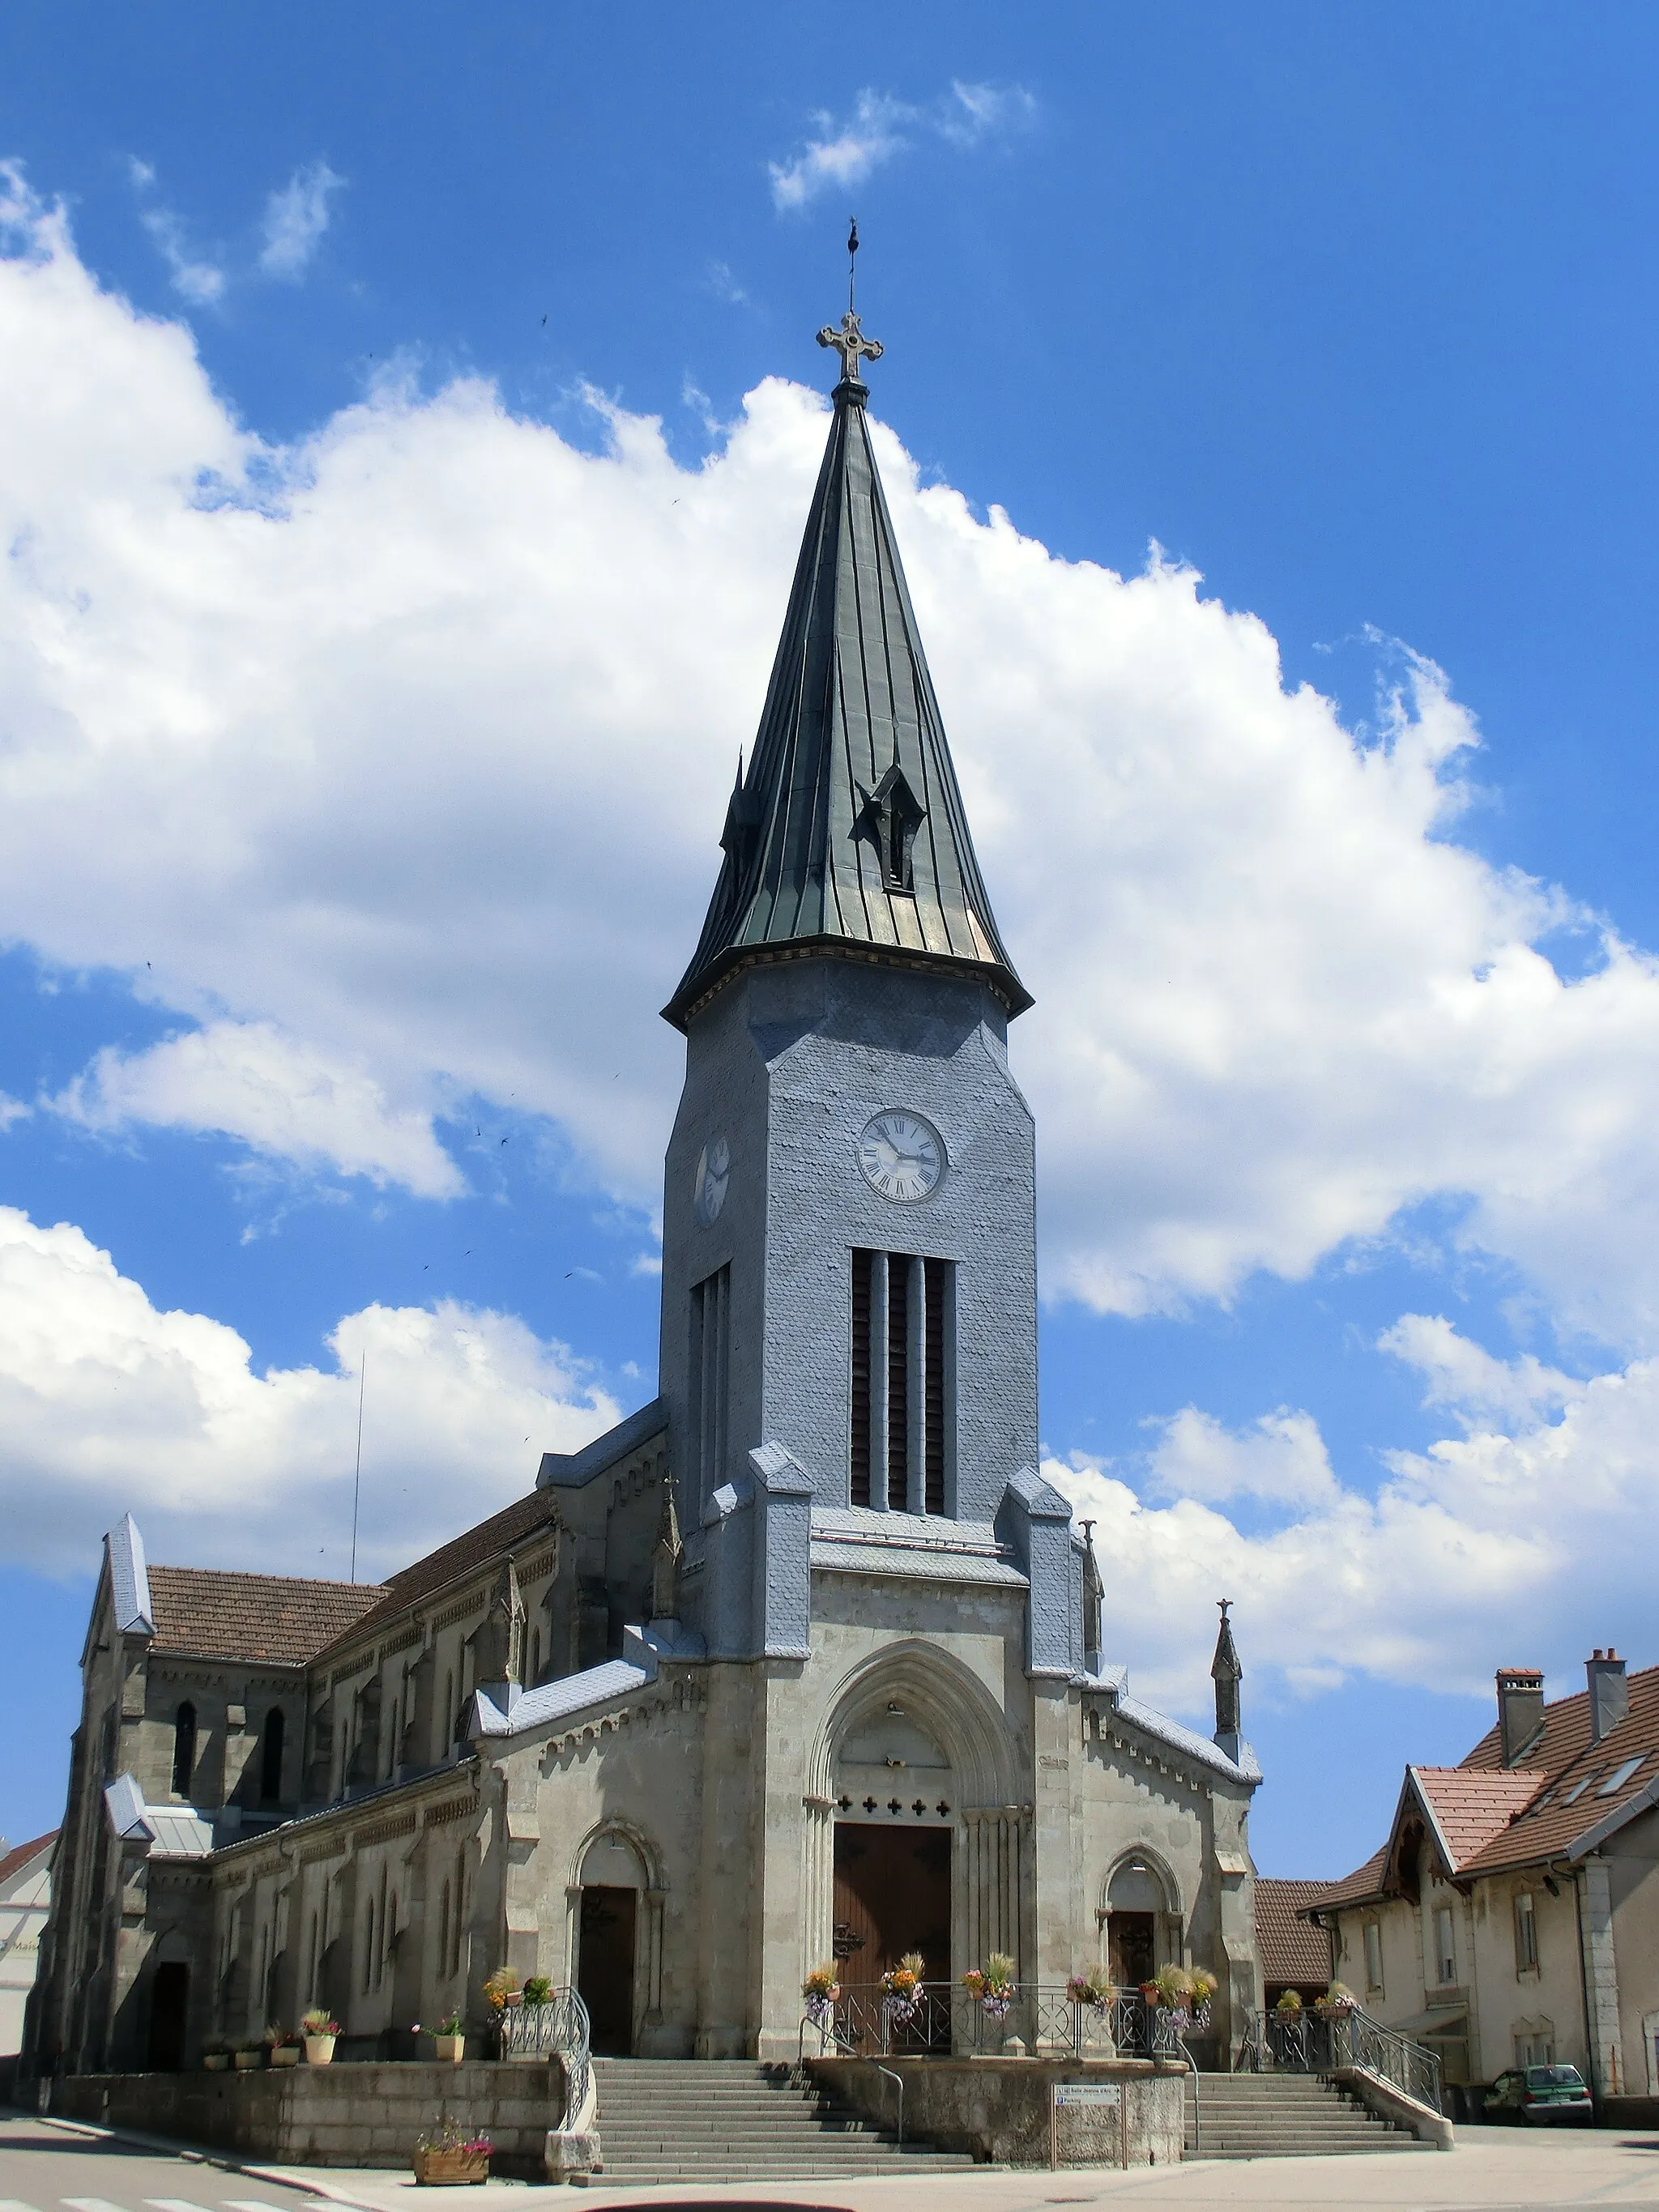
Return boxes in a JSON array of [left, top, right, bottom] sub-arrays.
[[2, 3, 1658, 1881]]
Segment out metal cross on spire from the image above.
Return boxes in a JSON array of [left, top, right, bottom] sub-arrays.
[[818, 217, 884, 390]]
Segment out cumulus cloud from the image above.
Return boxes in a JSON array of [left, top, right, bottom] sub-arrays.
[[1380, 1311, 1584, 1430], [1053, 1320, 1659, 1715], [51, 1021, 464, 1197], [769, 81, 1034, 209], [6, 177, 1659, 1355], [258, 160, 343, 280], [0, 1204, 617, 1577]]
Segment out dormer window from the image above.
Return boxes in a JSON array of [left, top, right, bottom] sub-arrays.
[[857, 765, 926, 893]]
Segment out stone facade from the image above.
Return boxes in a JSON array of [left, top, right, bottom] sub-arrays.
[[24, 330, 1263, 2091]]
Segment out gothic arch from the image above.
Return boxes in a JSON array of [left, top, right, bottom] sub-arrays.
[[1101, 1846, 1183, 1921], [569, 1815, 664, 1894], [808, 1640, 1021, 1809]]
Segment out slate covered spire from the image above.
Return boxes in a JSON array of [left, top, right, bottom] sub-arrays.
[[662, 314, 1030, 1031], [1212, 1599, 1243, 1762]]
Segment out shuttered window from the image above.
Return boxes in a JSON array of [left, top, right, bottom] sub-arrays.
[[850, 1250, 953, 1513]]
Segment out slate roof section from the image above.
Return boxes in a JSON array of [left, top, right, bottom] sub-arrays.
[[313, 1487, 564, 1660], [1256, 1879, 1336, 1988], [663, 373, 1030, 1029], [147, 1566, 383, 1666]]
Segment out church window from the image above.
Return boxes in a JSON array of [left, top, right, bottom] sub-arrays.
[[1363, 1920, 1384, 1993], [171, 1702, 196, 1797], [689, 1264, 731, 1516], [1514, 1892, 1538, 1973], [850, 1251, 953, 1512], [259, 1708, 284, 1805]]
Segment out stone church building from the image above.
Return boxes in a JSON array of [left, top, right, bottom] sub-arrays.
[[26, 308, 1262, 2082]]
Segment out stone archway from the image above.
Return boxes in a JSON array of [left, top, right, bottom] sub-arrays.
[[569, 1822, 663, 2056], [805, 1643, 1023, 1992], [1101, 1849, 1183, 1989]]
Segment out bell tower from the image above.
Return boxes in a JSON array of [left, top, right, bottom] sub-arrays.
[[658, 281, 1038, 1654]]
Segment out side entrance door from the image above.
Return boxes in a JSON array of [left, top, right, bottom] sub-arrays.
[[577, 1885, 638, 2056]]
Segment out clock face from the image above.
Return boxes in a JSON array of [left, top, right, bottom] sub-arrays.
[[693, 1135, 731, 1225], [859, 1110, 945, 1203]]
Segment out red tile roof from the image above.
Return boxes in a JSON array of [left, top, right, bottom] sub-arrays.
[[311, 1487, 563, 1661], [147, 1566, 385, 1665], [1306, 1661, 1659, 1911], [1412, 1767, 1545, 1867], [1256, 1879, 1336, 1987], [0, 1831, 56, 1886]]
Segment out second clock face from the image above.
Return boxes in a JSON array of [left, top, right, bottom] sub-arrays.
[[859, 1110, 945, 1203], [694, 1135, 731, 1225]]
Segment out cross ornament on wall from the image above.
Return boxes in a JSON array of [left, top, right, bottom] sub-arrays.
[[817, 309, 885, 385]]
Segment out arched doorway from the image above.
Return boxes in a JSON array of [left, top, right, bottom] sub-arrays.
[[575, 1830, 647, 2056], [832, 1705, 954, 1993], [147, 1958, 190, 2071]]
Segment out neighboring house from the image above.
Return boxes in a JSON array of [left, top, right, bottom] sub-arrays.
[[1308, 1652, 1659, 2116], [1256, 1877, 1334, 2010], [1, 1831, 56, 2056], [23, 313, 1265, 2086]]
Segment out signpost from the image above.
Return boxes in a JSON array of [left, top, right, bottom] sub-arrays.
[[1050, 2079, 1127, 2168]]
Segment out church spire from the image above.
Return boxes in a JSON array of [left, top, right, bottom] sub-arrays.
[[662, 279, 1030, 1031], [1211, 1599, 1243, 1763]]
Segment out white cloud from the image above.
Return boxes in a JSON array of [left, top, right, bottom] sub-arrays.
[[125, 160, 225, 304], [6, 181, 1659, 1354], [769, 81, 1034, 209], [258, 160, 343, 281], [51, 1021, 464, 1197], [1053, 1324, 1659, 1715], [1380, 1311, 1584, 1430], [0, 1204, 617, 1576]]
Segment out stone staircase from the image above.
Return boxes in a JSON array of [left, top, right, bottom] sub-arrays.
[[1186, 2072, 1437, 2159], [589, 2056, 979, 2183]]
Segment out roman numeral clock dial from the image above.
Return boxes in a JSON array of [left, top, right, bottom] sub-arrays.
[[859, 1110, 945, 1203]]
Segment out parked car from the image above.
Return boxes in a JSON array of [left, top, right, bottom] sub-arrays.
[[1483, 2065, 1594, 2125]]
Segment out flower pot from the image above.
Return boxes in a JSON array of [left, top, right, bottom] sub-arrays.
[[271, 2046, 301, 2066], [233, 2049, 264, 2070], [413, 2148, 488, 2186], [434, 2033, 465, 2063], [203, 2053, 230, 2071], [303, 2034, 336, 2065], [503, 1991, 523, 2009]]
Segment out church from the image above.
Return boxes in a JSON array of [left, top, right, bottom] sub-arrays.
[[25, 297, 1262, 2084]]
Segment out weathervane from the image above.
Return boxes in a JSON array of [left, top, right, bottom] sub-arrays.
[[818, 216, 884, 389]]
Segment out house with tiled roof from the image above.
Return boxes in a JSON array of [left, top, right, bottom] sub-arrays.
[[1254, 1878, 1334, 2010], [1304, 1653, 1659, 2118]]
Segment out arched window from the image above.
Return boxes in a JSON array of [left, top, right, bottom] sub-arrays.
[[259, 1708, 285, 1804], [171, 1702, 197, 1797]]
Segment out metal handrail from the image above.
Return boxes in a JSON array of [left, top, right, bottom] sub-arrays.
[[821, 1982, 1188, 2063], [1237, 2005, 1441, 2112], [871, 2061, 904, 2145], [499, 1988, 592, 2128]]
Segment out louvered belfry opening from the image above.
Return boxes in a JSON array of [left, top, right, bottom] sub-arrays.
[[850, 1250, 952, 1513]]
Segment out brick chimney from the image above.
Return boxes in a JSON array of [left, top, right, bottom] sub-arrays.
[[1496, 1667, 1546, 1767], [1587, 1649, 1629, 1744]]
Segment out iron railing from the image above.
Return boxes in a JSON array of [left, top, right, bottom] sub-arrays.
[[801, 1984, 1188, 2063], [498, 1988, 592, 2128], [1238, 2005, 1442, 2112]]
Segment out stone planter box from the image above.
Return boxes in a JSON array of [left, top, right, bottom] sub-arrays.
[[413, 2147, 488, 2185], [271, 2048, 300, 2068], [433, 2035, 465, 2064], [303, 2035, 335, 2065], [232, 2051, 263, 2071]]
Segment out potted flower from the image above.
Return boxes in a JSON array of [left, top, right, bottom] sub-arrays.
[[879, 1951, 925, 2023], [413, 2120, 492, 2186], [266, 2025, 302, 2069], [1065, 1964, 1113, 2013], [979, 1952, 1017, 2020], [301, 2008, 339, 2065], [1273, 1988, 1303, 2023], [1314, 1979, 1358, 2020], [433, 2011, 466, 2063], [233, 2039, 265, 2070], [202, 2037, 232, 2072], [482, 1965, 520, 2013], [801, 1963, 840, 2027], [522, 1975, 552, 2006]]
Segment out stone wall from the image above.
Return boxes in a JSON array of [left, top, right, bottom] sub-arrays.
[[45, 2060, 565, 2178], [808, 2055, 1187, 2167]]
